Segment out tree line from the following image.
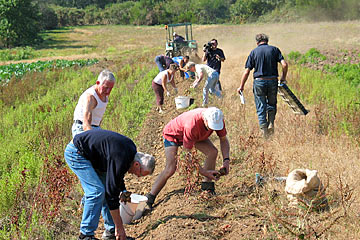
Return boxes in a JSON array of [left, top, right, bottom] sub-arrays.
[[1, 0, 359, 48]]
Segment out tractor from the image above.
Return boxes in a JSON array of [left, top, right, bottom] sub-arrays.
[[165, 22, 198, 58]]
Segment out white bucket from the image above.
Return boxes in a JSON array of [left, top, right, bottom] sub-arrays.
[[131, 194, 148, 220], [119, 194, 148, 224], [175, 96, 190, 109]]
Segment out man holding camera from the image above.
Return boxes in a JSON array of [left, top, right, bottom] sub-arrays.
[[202, 39, 226, 91]]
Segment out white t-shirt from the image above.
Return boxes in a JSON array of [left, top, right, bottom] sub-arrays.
[[153, 70, 174, 85], [73, 86, 108, 126], [195, 64, 216, 81]]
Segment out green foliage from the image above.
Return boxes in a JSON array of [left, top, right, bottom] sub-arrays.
[[0, 46, 37, 61], [0, 58, 99, 84], [325, 63, 360, 87], [0, 0, 42, 47], [0, 53, 157, 238], [288, 48, 326, 64]]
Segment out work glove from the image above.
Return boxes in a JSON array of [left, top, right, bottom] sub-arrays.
[[120, 191, 132, 204], [174, 88, 178, 94], [166, 91, 171, 97]]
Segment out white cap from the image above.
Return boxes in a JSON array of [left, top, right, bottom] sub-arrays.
[[203, 107, 224, 130], [173, 32, 177, 36]]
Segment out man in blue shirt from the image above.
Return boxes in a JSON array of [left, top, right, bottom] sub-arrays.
[[202, 39, 226, 91], [64, 129, 155, 240], [237, 33, 288, 138]]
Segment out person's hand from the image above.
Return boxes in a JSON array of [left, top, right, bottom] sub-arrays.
[[202, 169, 220, 181], [174, 88, 178, 94], [237, 87, 243, 94], [120, 191, 132, 204], [166, 91, 171, 97], [191, 80, 199, 88], [279, 79, 287, 85], [115, 226, 126, 240], [222, 159, 230, 175]]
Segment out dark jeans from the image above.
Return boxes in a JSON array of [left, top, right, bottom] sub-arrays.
[[253, 79, 278, 127]]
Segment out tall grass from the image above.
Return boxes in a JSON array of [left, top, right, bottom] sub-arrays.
[[0, 53, 157, 238]]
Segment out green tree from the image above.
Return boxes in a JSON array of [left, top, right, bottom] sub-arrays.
[[0, 0, 41, 47]]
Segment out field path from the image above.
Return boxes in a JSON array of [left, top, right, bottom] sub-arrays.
[[88, 22, 360, 239]]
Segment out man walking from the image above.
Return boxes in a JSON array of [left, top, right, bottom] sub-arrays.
[[202, 39, 225, 91], [72, 69, 115, 137], [237, 33, 288, 138], [64, 129, 155, 240], [146, 107, 230, 209]]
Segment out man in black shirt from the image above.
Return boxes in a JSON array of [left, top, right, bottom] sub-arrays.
[[237, 33, 288, 138], [64, 129, 155, 240], [202, 39, 226, 91]]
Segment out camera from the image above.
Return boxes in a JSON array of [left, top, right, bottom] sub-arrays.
[[203, 42, 212, 52]]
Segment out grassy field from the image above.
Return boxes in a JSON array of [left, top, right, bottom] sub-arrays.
[[1, 21, 360, 239]]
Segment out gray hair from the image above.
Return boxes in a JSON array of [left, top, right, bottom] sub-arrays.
[[255, 33, 269, 44], [134, 152, 155, 175], [97, 69, 116, 85], [186, 62, 196, 71]]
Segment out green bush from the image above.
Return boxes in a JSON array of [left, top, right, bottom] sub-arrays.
[[0, 47, 37, 61]]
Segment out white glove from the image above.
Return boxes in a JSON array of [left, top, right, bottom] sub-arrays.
[[166, 91, 171, 97], [174, 88, 178, 94]]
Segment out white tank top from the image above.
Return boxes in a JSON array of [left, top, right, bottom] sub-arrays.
[[73, 86, 108, 126], [153, 70, 173, 85]]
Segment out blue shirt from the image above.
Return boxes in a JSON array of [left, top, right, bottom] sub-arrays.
[[245, 43, 284, 78], [73, 129, 137, 210], [206, 48, 225, 73]]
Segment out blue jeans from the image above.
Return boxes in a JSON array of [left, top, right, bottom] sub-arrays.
[[155, 56, 166, 72], [253, 79, 278, 127], [203, 71, 221, 105], [64, 143, 114, 236], [72, 122, 101, 138]]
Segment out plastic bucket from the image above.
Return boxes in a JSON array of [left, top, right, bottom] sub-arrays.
[[119, 194, 148, 224], [120, 202, 136, 224], [175, 96, 190, 109], [131, 194, 148, 220]]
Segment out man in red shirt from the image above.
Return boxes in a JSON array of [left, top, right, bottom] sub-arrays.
[[146, 107, 230, 208]]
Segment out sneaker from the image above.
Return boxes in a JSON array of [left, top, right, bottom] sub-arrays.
[[102, 229, 115, 240], [78, 233, 99, 240]]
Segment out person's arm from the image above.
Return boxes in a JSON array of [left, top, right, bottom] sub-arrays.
[[219, 136, 230, 174], [280, 59, 288, 82], [191, 70, 203, 88], [216, 50, 225, 62], [82, 94, 97, 131], [110, 209, 127, 240], [237, 68, 251, 94], [179, 59, 187, 72], [170, 74, 177, 89], [202, 52, 207, 62], [161, 73, 170, 95]]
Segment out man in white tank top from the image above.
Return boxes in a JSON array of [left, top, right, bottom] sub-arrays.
[[72, 69, 115, 138], [72, 70, 116, 239]]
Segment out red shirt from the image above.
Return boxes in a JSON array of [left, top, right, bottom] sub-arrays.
[[163, 108, 227, 149]]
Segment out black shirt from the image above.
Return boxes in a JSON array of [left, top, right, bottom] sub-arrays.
[[245, 43, 284, 78], [205, 48, 225, 73], [160, 55, 175, 69], [73, 129, 137, 210]]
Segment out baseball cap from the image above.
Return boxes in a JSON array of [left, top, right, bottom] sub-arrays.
[[203, 107, 224, 130]]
